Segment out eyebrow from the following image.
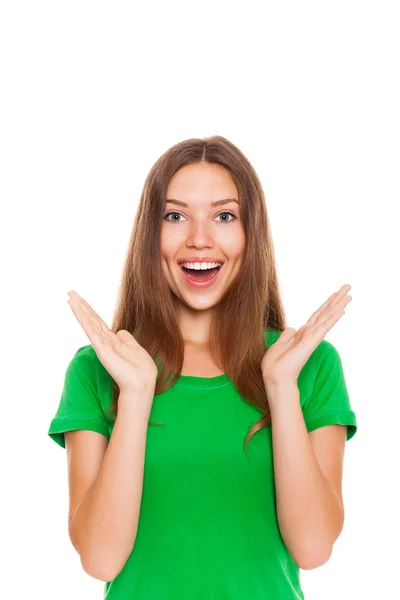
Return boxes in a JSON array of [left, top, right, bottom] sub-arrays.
[[165, 198, 239, 208]]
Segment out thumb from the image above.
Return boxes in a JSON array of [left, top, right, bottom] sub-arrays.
[[279, 327, 297, 343], [116, 329, 135, 344]]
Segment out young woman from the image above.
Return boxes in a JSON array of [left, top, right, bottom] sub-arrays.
[[48, 135, 358, 599]]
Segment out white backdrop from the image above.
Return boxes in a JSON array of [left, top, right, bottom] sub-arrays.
[[1, 0, 399, 598]]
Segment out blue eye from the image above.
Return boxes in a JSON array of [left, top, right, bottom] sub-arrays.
[[163, 211, 236, 223]]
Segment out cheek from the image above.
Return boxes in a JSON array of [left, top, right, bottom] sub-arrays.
[[161, 226, 183, 252], [160, 259, 175, 286], [219, 228, 245, 257]]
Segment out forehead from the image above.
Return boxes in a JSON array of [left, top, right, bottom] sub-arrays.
[[166, 163, 238, 203]]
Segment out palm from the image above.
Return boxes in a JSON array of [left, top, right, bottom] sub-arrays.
[[262, 284, 352, 386], [67, 290, 158, 392]]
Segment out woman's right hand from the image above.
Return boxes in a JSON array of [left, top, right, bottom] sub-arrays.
[[67, 290, 158, 400]]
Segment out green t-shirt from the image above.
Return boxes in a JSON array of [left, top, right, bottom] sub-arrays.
[[48, 330, 358, 599]]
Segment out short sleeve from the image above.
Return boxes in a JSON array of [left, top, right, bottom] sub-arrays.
[[47, 345, 110, 449], [301, 340, 358, 442]]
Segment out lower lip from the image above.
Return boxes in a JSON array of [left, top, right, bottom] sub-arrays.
[[178, 264, 224, 288]]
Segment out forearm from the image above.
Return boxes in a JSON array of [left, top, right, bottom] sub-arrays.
[[70, 392, 151, 581], [267, 381, 344, 570]]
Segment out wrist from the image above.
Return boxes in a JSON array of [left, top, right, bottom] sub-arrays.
[[264, 379, 299, 409], [263, 377, 298, 391], [118, 388, 154, 416]]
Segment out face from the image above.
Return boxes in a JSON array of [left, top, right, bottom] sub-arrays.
[[161, 162, 245, 313]]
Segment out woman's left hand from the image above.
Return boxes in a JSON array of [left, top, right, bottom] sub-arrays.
[[261, 284, 352, 387]]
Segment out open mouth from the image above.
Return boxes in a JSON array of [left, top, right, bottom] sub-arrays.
[[178, 263, 223, 284]]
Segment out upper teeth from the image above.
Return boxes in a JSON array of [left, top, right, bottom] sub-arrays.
[[181, 262, 222, 270]]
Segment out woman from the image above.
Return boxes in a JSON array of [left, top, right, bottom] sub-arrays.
[[48, 135, 358, 599]]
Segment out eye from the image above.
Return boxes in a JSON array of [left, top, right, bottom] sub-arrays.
[[163, 211, 236, 224], [216, 211, 236, 223], [163, 212, 184, 223]]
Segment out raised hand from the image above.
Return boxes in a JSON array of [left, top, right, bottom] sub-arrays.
[[67, 290, 158, 397], [261, 284, 352, 387]]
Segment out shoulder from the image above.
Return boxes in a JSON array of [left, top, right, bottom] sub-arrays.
[[74, 343, 96, 359], [63, 345, 99, 388], [307, 339, 341, 371], [73, 343, 109, 367], [67, 344, 98, 372], [73, 344, 116, 392], [66, 344, 115, 413], [298, 339, 344, 397]]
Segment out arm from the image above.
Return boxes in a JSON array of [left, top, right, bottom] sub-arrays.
[[69, 392, 151, 582], [268, 382, 344, 570]]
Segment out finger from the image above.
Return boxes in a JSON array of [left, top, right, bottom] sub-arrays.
[[69, 291, 109, 332], [311, 294, 351, 336], [79, 298, 111, 335], [67, 291, 113, 346], [67, 292, 104, 344], [312, 284, 351, 321], [313, 306, 347, 338], [307, 284, 351, 327]]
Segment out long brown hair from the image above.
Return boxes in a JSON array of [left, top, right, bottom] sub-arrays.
[[106, 135, 287, 454]]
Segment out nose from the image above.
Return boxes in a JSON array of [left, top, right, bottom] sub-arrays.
[[185, 220, 215, 247]]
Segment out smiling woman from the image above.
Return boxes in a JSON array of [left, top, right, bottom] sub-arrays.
[[47, 135, 358, 600], [161, 161, 245, 318]]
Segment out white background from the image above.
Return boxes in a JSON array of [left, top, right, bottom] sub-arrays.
[[1, 0, 399, 598]]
